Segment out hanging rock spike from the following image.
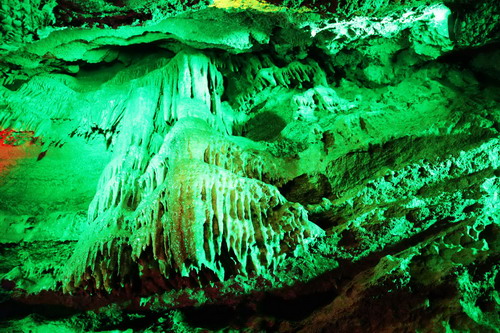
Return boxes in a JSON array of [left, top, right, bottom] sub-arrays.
[[62, 49, 324, 291]]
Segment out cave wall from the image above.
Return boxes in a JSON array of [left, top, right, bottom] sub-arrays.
[[0, 1, 499, 332]]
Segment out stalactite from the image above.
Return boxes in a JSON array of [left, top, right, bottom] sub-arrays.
[[59, 49, 323, 292], [0, 0, 57, 45], [216, 53, 328, 115]]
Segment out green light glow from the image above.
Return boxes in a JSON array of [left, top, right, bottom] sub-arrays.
[[0, 1, 498, 332]]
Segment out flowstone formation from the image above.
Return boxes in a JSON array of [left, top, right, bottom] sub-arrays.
[[0, 1, 499, 332]]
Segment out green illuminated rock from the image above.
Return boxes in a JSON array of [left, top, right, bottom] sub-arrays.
[[0, 0, 498, 332]]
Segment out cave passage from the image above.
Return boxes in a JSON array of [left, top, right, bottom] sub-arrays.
[[0, 0, 499, 332]]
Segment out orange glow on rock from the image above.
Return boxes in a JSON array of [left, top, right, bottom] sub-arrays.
[[0, 129, 40, 176]]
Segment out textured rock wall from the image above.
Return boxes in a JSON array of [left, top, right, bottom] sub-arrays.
[[0, 1, 498, 332]]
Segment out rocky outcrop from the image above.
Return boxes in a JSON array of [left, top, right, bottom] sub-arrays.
[[0, 1, 498, 332]]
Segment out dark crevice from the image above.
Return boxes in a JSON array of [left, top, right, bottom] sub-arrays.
[[0, 300, 80, 322], [182, 305, 244, 330], [259, 290, 337, 321], [279, 173, 332, 205]]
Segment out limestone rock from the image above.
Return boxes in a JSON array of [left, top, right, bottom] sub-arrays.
[[0, 1, 498, 332]]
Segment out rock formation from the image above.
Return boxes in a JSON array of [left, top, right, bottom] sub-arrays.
[[0, 0, 498, 332]]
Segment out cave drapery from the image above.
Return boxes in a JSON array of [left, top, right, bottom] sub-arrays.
[[0, 0, 499, 332]]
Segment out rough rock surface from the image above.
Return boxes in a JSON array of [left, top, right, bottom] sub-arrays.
[[0, 0, 499, 332]]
